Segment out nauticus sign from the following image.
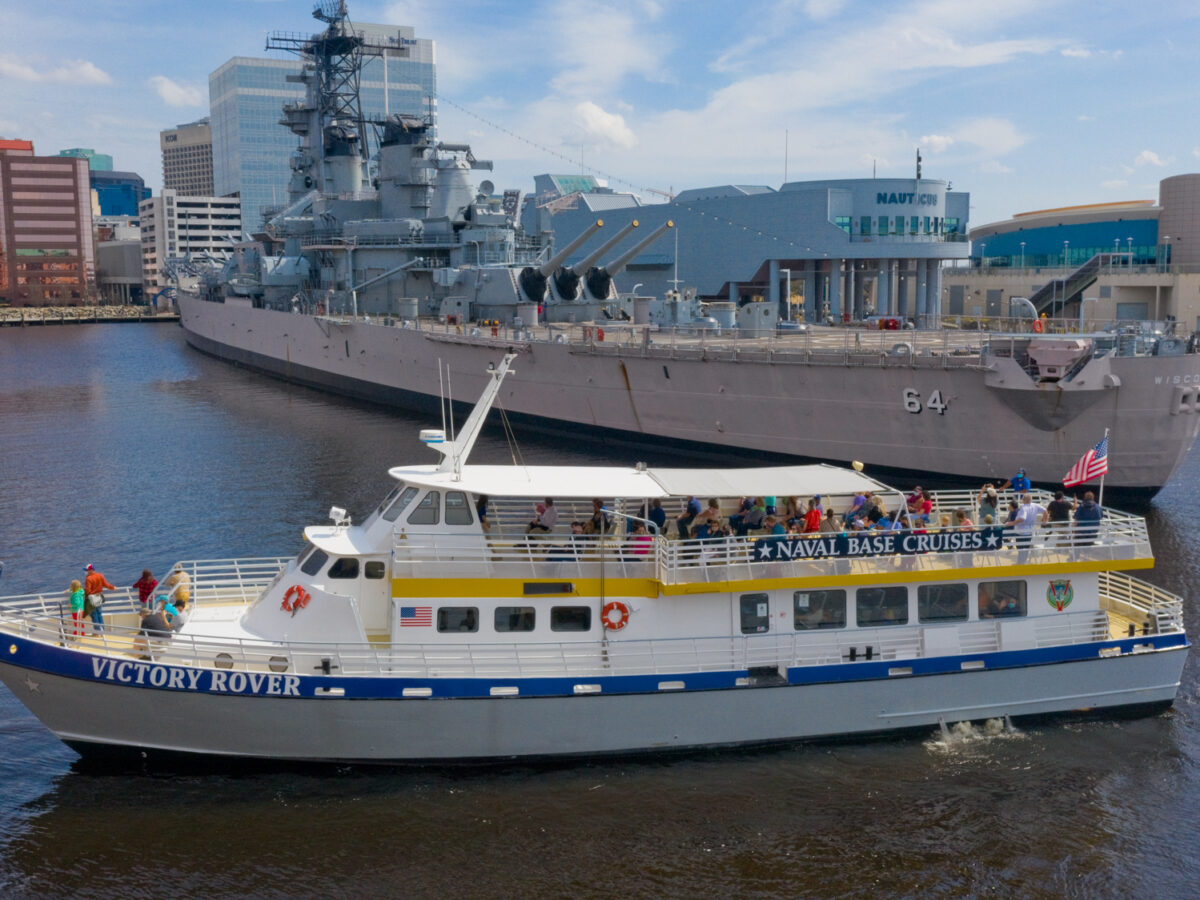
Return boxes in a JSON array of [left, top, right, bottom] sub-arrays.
[[877, 192, 939, 205]]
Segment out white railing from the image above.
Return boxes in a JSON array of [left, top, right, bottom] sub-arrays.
[[1100, 571, 1185, 634]]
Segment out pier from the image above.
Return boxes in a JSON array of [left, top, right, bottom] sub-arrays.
[[0, 306, 179, 327]]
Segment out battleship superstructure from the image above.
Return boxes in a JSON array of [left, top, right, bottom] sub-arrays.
[[179, 2, 1200, 495]]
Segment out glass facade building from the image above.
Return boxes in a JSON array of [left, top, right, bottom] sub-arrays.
[[209, 23, 436, 229]]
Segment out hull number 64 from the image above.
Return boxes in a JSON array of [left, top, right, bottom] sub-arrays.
[[903, 388, 948, 415]]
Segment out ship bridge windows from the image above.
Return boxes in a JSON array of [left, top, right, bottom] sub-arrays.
[[794, 590, 846, 630], [364, 561, 386, 579], [918, 584, 968, 623], [327, 557, 359, 579], [300, 547, 330, 576], [407, 490, 441, 525], [740, 593, 770, 634], [438, 606, 479, 633], [378, 485, 419, 523], [856, 586, 909, 627], [979, 581, 1027, 618], [445, 491, 474, 525]]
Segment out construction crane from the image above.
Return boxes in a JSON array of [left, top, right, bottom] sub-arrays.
[[644, 187, 675, 202]]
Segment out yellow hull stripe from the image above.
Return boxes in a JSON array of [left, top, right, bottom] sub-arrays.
[[391, 558, 1153, 599]]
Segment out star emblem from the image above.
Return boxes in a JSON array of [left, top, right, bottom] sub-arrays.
[[23, 676, 40, 694], [757, 543, 773, 561], [985, 533, 999, 549]]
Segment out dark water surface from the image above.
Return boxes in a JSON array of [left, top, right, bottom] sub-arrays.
[[0, 325, 1197, 898]]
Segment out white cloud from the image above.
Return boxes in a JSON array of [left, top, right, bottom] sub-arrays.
[[1193, 147, 1200, 159], [920, 134, 955, 153], [980, 160, 1014, 174], [1102, 179, 1129, 189], [574, 101, 636, 149], [804, 0, 847, 19], [148, 75, 204, 107], [1061, 47, 1091, 58], [0, 54, 111, 84], [1134, 150, 1167, 167], [1077, 114, 1095, 122]]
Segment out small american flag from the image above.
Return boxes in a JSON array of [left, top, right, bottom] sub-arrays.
[[1063, 434, 1109, 487], [399, 606, 432, 627]]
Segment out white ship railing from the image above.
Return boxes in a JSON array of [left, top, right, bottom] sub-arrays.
[[0, 573, 1180, 681]]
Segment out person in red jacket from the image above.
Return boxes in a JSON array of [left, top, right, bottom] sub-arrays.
[[132, 569, 158, 606], [83, 563, 116, 633]]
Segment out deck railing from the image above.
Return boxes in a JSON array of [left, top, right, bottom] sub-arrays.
[[0, 571, 1179, 682]]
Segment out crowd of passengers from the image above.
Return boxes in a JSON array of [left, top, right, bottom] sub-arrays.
[[493, 471, 1104, 555]]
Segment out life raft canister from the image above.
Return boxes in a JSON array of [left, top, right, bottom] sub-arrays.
[[281, 584, 311, 616], [601, 600, 630, 630]]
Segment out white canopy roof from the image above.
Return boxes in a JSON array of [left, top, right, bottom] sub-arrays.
[[386, 463, 891, 500]]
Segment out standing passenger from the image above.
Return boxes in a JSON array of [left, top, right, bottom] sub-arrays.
[[66, 579, 85, 639], [132, 569, 157, 606], [83, 563, 115, 634]]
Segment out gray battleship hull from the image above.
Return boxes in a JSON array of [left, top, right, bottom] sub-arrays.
[[0, 647, 1183, 763], [178, 297, 1200, 494]]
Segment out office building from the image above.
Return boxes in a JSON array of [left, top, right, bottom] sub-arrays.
[[91, 170, 151, 217], [138, 189, 240, 290], [161, 118, 214, 195], [0, 139, 95, 305], [209, 21, 435, 229], [944, 173, 1200, 329], [57, 148, 113, 171]]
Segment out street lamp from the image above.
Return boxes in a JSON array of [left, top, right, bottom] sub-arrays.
[[1019, 241, 1025, 269], [1063, 240, 1069, 268], [1127, 237, 1133, 263]]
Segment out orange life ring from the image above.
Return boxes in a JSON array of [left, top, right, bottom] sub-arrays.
[[601, 600, 630, 630], [281, 584, 311, 616], [1032, 319, 1044, 333]]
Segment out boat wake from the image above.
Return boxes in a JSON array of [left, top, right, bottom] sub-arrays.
[[925, 716, 1024, 752]]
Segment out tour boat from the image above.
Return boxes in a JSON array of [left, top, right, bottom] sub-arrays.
[[0, 355, 1187, 764]]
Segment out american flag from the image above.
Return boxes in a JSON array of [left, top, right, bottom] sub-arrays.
[[399, 606, 432, 627], [1063, 435, 1109, 487]]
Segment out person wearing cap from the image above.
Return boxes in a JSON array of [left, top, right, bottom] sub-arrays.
[[1002, 468, 1031, 494], [83, 564, 115, 633], [164, 563, 191, 603]]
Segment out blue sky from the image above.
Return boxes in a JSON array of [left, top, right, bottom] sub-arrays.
[[2, 0, 1198, 227]]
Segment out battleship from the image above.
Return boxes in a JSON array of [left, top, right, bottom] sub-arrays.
[[176, 2, 1200, 496]]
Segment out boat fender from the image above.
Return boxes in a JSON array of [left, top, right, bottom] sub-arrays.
[[281, 584, 311, 616], [602, 600, 630, 630], [1032, 319, 1044, 333]]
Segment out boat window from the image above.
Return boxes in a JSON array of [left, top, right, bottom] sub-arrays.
[[794, 590, 846, 630], [438, 607, 478, 633], [495, 606, 536, 632], [364, 561, 386, 579], [407, 490, 440, 525], [550, 606, 591, 632], [856, 586, 909, 627], [300, 547, 329, 576], [978, 580, 1027, 618], [918, 584, 969, 623], [382, 486, 420, 523], [740, 593, 770, 634], [328, 557, 359, 579], [445, 491, 474, 526], [371, 484, 403, 520]]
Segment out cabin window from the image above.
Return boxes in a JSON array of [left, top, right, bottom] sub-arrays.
[[407, 490, 441, 525], [364, 561, 386, 579], [740, 593, 770, 634], [327, 557, 359, 579], [437, 607, 478, 633], [300, 547, 329, 576], [794, 590, 846, 630], [445, 491, 474, 525], [550, 606, 591, 632], [856, 586, 909, 626], [918, 584, 968, 623], [495, 606, 536, 632], [978, 580, 1027, 618], [382, 486, 419, 523]]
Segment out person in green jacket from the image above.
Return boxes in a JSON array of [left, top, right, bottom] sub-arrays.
[[66, 579, 85, 639]]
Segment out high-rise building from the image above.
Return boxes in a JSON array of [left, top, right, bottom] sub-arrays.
[[138, 189, 240, 290], [161, 118, 214, 195], [209, 22, 435, 229], [57, 148, 114, 171], [0, 139, 95, 306], [91, 170, 151, 217]]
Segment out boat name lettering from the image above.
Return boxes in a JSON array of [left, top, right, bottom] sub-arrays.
[[754, 526, 1005, 561], [90, 658, 301, 696], [1155, 374, 1200, 385], [877, 192, 939, 206]]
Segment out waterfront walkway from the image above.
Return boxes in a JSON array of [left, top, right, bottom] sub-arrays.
[[0, 306, 179, 326]]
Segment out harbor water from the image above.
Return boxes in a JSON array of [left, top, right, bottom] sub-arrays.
[[0, 324, 1197, 898]]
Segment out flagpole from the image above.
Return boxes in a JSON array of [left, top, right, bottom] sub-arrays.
[[1097, 427, 1110, 509]]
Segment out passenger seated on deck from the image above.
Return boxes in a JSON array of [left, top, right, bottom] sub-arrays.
[[647, 499, 667, 534], [692, 499, 722, 539], [169, 597, 190, 632], [526, 498, 558, 534], [133, 606, 173, 658], [729, 496, 755, 533], [626, 522, 652, 556], [818, 508, 841, 534], [583, 498, 610, 535], [735, 499, 766, 537], [547, 522, 586, 561], [676, 496, 702, 539]]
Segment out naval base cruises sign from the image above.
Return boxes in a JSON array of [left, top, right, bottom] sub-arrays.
[[754, 526, 1006, 561]]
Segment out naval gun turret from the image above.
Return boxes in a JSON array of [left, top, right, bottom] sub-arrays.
[[584, 219, 675, 302], [550, 221, 642, 303], [516, 219, 603, 304]]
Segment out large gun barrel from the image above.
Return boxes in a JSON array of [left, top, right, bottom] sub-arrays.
[[537, 220, 603, 277], [573, 220, 640, 275], [584, 220, 675, 299]]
